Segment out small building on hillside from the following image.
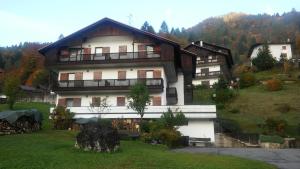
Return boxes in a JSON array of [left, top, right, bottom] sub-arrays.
[[248, 43, 293, 61], [184, 41, 234, 87]]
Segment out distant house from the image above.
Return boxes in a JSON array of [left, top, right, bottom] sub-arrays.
[[248, 43, 293, 61], [185, 41, 234, 87]]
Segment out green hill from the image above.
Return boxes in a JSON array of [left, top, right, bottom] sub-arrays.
[[194, 68, 300, 137]]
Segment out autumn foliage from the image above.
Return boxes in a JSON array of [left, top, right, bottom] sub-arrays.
[[265, 79, 282, 91]]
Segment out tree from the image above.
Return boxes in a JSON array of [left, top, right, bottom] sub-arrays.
[[159, 21, 169, 34], [252, 44, 276, 71], [141, 21, 155, 34], [127, 83, 151, 122], [4, 75, 21, 109]]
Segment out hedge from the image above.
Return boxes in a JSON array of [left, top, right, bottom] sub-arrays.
[[259, 135, 284, 144]]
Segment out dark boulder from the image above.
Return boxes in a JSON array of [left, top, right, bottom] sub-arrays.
[[75, 122, 120, 152]]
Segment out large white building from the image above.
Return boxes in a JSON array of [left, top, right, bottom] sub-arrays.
[[249, 43, 293, 61], [39, 18, 216, 142]]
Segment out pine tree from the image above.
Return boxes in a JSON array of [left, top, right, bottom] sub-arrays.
[[252, 44, 276, 71], [159, 21, 169, 34]]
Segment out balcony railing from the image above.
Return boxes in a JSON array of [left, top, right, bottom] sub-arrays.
[[195, 71, 222, 79], [58, 51, 160, 63], [53, 78, 163, 91], [196, 59, 220, 65]]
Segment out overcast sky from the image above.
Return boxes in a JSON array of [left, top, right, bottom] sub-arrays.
[[0, 0, 299, 46]]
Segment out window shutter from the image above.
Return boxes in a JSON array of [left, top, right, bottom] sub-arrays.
[[117, 97, 125, 106], [118, 71, 126, 80], [73, 98, 81, 107], [60, 73, 69, 80], [94, 71, 102, 80], [102, 47, 110, 53], [75, 72, 83, 80], [153, 96, 161, 106], [57, 98, 66, 107], [119, 45, 127, 53], [61, 49, 70, 57], [137, 70, 146, 78], [154, 45, 160, 53], [83, 48, 91, 60], [153, 70, 161, 78], [138, 44, 146, 58]]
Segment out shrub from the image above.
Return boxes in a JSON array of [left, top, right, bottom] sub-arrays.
[[276, 103, 291, 113], [158, 128, 182, 148], [259, 135, 284, 144], [218, 118, 241, 133], [229, 108, 240, 114], [75, 122, 120, 152], [265, 79, 282, 91], [213, 89, 235, 103], [233, 64, 252, 76], [239, 73, 256, 88], [51, 106, 74, 130], [160, 108, 188, 129], [140, 121, 151, 133], [263, 118, 287, 136]]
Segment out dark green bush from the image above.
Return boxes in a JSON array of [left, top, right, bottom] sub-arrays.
[[229, 108, 240, 114], [213, 89, 235, 103], [158, 128, 182, 148], [259, 135, 284, 144], [239, 73, 256, 88], [218, 118, 241, 133], [252, 44, 276, 71], [51, 106, 74, 130], [263, 118, 287, 136]]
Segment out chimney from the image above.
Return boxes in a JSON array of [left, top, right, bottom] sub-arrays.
[[200, 40, 203, 47]]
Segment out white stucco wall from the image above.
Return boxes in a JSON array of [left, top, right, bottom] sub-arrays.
[[72, 36, 151, 53], [250, 44, 293, 61], [178, 119, 215, 142], [169, 72, 185, 105]]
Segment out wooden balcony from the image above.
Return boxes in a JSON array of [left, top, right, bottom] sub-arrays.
[[196, 59, 221, 66], [56, 51, 161, 65], [195, 71, 222, 79], [53, 78, 163, 93]]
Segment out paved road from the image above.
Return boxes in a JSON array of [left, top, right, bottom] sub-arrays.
[[173, 147, 300, 169]]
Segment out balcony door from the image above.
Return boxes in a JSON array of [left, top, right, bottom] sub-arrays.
[[95, 47, 110, 60]]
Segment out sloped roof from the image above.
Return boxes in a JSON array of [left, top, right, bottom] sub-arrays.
[[39, 17, 180, 54]]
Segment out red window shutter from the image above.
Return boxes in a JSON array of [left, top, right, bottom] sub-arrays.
[[153, 70, 161, 78], [138, 44, 146, 58], [60, 73, 69, 80], [75, 72, 83, 80], [153, 96, 161, 106], [137, 70, 146, 78], [154, 45, 160, 53], [73, 98, 81, 107], [83, 48, 91, 54], [117, 97, 125, 106], [57, 98, 66, 107], [94, 71, 102, 80], [102, 47, 110, 53], [118, 71, 126, 80]]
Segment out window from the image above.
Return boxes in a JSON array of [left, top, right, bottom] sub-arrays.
[[117, 97, 125, 106], [146, 45, 154, 55], [92, 97, 101, 107], [119, 45, 127, 57], [69, 48, 82, 61], [66, 98, 74, 107], [282, 46, 286, 50]]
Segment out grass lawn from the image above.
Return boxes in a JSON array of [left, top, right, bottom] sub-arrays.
[[0, 102, 276, 169]]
